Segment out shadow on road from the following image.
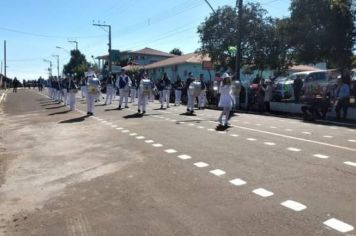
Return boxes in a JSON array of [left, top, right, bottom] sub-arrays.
[[215, 125, 230, 131], [105, 107, 121, 112], [95, 104, 107, 107], [49, 110, 71, 116], [179, 112, 197, 117], [46, 105, 66, 110], [123, 113, 143, 119], [59, 115, 90, 124]]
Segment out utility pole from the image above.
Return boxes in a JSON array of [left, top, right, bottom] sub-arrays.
[[52, 55, 60, 78], [235, 0, 243, 81], [204, 0, 216, 13], [4, 40, 7, 78], [68, 40, 78, 51], [93, 22, 112, 73], [43, 59, 53, 77]]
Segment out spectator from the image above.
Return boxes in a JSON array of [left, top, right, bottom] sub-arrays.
[[335, 75, 350, 120], [294, 75, 303, 103]]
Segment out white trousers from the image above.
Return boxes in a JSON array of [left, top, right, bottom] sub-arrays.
[[187, 90, 195, 111], [105, 85, 115, 104], [119, 89, 129, 107], [138, 92, 148, 112], [69, 92, 76, 110], [175, 90, 182, 105], [198, 91, 206, 108], [160, 90, 170, 107], [62, 89, 68, 105], [81, 86, 86, 98], [87, 94, 96, 113], [130, 89, 137, 103]]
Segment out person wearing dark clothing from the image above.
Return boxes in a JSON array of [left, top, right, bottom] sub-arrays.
[[13, 77, 19, 93], [335, 76, 350, 120], [173, 77, 184, 106], [293, 75, 303, 103]]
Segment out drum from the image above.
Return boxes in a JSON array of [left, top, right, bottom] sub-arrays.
[[189, 81, 202, 97], [231, 80, 241, 96], [141, 79, 152, 96], [88, 85, 97, 95]]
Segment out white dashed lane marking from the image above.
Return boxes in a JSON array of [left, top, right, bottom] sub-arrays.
[[230, 134, 239, 137], [145, 140, 154, 144], [323, 218, 354, 233], [348, 139, 356, 143], [210, 169, 226, 176], [129, 133, 137, 136], [313, 154, 329, 159], [247, 138, 257, 141], [229, 178, 247, 186], [252, 188, 274, 198], [344, 161, 356, 167], [122, 130, 130, 133], [264, 142, 276, 146], [116, 127, 123, 130], [178, 154, 192, 160], [194, 162, 209, 168], [287, 147, 301, 152], [280, 200, 307, 212], [165, 149, 177, 154], [302, 131, 311, 135], [208, 129, 215, 132], [323, 135, 333, 138], [136, 136, 145, 140], [152, 143, 163, 147]]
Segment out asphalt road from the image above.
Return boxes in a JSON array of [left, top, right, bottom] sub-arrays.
[[0, 88, 355, 236]]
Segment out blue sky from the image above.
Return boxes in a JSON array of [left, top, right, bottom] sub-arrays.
[[0, 0, 290, 79]]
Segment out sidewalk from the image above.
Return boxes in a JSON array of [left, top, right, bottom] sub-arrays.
[[0, 89, 8, 104]]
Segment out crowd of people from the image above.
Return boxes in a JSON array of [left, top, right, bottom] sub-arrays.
[[45, 69, 241, 127]]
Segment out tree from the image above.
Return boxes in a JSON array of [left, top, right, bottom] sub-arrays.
[[197, 3, 290, 73], [63, 50, 90, 79], [288, 0, 356, 68], [170, 48, 183, 56]]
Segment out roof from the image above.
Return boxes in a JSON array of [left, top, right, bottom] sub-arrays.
[[289, 65, 321, 72], [122, 64, 144, 71], [130, 47, 176, 57], [144, 53, 211, 69]]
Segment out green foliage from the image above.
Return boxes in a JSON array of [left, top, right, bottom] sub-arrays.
[[63, 50, 90, 79], [170, 48, 183, 56], [288, 0, 356, 68], [352, 55, 356, 68], [197, 3, 291, 73]]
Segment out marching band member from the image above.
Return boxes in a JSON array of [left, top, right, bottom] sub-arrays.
[[61, 76, 69, 106], [158, 73, 171, 109], [137, 72, 153, 114], [185, 72, 195, 114], [130, 75, 138, 103], [80, 77, 87, 98], [104, 74, 115, 105], [173, 76, 183, 106], [86, 74, 100, 116], [116, 69, 131, 110], [198, 74, 207, 109], [67, 76, 78, 111], [218, 73, 234, 126]]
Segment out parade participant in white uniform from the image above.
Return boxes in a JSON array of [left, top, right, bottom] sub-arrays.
[[130, 75, 138, 103], [173, 77, 183, 106], [137, 73, 153, 114], [104, 74, 115, 105], [231, 78, 242, 111], [80, 77, 86, 98], [68, 76, 78, 111], [162, 73, 171, 109], [116, 69, 131, 109], [197, 74, 207, 109], [185, 72, 195, 113], [61, 77, 69, 105], [218, 74, 233, 126], [86, 74, 100, 115]]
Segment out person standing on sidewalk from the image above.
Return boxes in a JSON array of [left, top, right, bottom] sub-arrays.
[[335, 75, 350, 120], [262, 79, 273, 113]]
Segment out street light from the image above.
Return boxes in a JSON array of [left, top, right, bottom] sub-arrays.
[[56, 46, 70, 54], [93, 22, 112, 73], [68, 40, 78, 51], [52, 55, 60, 78], [43, 59, 53, 77]]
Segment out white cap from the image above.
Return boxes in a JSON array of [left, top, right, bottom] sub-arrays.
[[222, 73, 231, 79]]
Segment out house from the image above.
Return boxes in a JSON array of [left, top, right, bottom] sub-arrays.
[[144, 53, 215, 82]]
